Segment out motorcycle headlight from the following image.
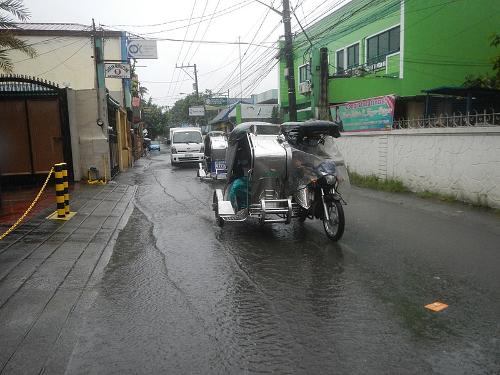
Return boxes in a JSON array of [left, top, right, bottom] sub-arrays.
[[325, 175, 336, 185]]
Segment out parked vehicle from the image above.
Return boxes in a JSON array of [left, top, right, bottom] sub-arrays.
[[212, 120, 349, 241], [149, 140, 161, 152], [198, 131, 228, 180], [170, 128, 204, 166]]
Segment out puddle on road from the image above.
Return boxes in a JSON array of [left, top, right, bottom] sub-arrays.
[[66, 161, 500, 374]]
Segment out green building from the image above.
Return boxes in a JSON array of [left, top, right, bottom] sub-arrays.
[[279, 0, 500, 125]]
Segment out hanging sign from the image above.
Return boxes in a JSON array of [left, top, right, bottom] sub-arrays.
[[189, 106, 205, 117], [127, 39, 158, 59], [105, 63, 131, 79]]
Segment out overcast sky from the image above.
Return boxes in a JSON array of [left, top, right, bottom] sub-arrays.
[[22, 0, 349, 106]]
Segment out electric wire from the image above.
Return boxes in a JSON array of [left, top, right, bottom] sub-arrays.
[[181, 0, 209, 63], [36, 40, 90, 76], [13, 37, 89, 63], [107, 1, 249, 28], [167, 0, 198, 101], [186, 0, 222, 63]]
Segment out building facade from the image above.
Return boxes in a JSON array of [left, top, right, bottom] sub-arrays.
[[279, 0, 500, 123], [2, 23, 137, 181]]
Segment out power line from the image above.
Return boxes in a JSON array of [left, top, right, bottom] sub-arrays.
[[13, 37, 88, 63], [36, 40, 90, 76], [107, 1, 249, 28], [186, 0, 222, 63], [215, 5, 274, 93], [181, 0, 208, 63], [167, 0, 197, 101], [123, 2, 251, 36], [153, 36, 277, 48]]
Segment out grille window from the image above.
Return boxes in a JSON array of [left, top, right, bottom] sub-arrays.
[[367, 26, 400, 65], [347, 44, 359, 68], [336, 50, 344, 73]]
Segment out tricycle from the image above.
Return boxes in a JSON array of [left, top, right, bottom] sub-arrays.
[[212, 120, 349, 241], [198, 131, 228, 180]]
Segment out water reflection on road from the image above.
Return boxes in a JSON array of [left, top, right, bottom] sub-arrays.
[[66, 150, 500, 374]]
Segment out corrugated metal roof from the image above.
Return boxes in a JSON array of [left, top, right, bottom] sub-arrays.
[[13, 23, 93, 31], [7, 23, 121, 36]]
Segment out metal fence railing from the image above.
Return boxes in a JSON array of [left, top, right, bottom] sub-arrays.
[[393, 110, 500, 129]]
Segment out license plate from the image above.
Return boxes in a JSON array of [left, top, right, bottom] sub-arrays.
[[184, 154, 193, 157], [215, 161, 226, 170]]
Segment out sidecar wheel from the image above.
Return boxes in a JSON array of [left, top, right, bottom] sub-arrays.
[[323, 200, 345, 241], [213, 191, 224, 227]]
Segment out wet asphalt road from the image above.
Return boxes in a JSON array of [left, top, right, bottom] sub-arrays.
[[65, 147, 500, 374]]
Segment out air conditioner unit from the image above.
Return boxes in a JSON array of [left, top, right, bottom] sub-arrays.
[[298, 81, 311, 94]]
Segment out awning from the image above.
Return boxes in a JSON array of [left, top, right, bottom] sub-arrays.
[[209, 103, 238, 125], [422, 86, 500, 98]]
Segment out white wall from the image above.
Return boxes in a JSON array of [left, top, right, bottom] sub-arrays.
[[67, 89, 110, 181], [336, 127, 500, 208], [10, 34, 124, 104], [10, 36, 95, 89]]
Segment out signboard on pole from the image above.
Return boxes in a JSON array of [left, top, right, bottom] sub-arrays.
[[205, 97, 228, 106], [330, 95, 395, 132], [104, 63, 131, 79], [127, 39, 158, 59], [189, 106, 205, 117]]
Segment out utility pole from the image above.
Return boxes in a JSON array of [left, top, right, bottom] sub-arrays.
[[282, 0, 297, 121], [254, 0, 297, 121], [176, 63, 199, 100], [238, 36, 243, 102], [92, 19, 106, 127]]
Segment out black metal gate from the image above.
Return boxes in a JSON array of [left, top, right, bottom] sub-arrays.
[[0, 74, 72, 185], [107, 95, 120, 178]]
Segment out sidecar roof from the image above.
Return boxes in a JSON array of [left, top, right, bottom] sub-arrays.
[[228, 122, 280, 145], [280, 120, 342, 141]]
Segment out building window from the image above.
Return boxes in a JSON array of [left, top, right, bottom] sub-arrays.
[[298, 63, 311, 83], [367, 26, 400, 65], [347, 43, 359, 68], [336, 50, 344, 73]]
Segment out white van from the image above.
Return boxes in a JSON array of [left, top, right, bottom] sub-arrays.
[[168, 127, 179, 145], [170, 128, 204, 165]]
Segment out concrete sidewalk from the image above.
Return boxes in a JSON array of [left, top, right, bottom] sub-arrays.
[[0, 182, 136, 374]]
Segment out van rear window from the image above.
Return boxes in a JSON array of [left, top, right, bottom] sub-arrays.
[[173, 132, 202, 144]]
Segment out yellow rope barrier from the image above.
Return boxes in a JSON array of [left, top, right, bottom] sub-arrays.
[[0, 167, 54, 241]]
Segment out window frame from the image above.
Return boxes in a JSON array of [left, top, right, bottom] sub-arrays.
[[297, 63, 311, 84], [335, 48, 345, 74], [336, 40, 361, 74], [346, 42, 360, 69], [365, 25, 401, 65]]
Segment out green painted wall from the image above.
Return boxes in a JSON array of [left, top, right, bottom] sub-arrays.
[[279, 0, 499, 113], [401, 0, 499, 96]]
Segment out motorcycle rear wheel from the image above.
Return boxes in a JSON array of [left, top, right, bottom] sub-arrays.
[[323, 200, 345, 241]]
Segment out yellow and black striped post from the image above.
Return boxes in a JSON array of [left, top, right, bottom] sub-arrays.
[[62, 163, 70, 215], [54, 163, 66, 218]]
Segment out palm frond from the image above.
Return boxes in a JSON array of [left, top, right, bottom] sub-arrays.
[[0, 14, 16, 28], [0, 0, 30, 22], [0, 31, 35, 56], [0, 48, 13, 72]]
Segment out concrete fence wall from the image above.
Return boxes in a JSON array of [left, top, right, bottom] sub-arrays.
[[336, 127, 500, 208], [67, 89, 110, 181]]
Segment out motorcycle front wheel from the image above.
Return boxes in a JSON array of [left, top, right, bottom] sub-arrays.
[[323, 200, 345, 241]]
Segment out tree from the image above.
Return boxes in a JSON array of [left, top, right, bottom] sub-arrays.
[[141, 98, 168, 139], [271, 105, 282, 124], [167, 90, 211, 127], [464, 33, 500, 89], [0, 0, 36, 72]]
